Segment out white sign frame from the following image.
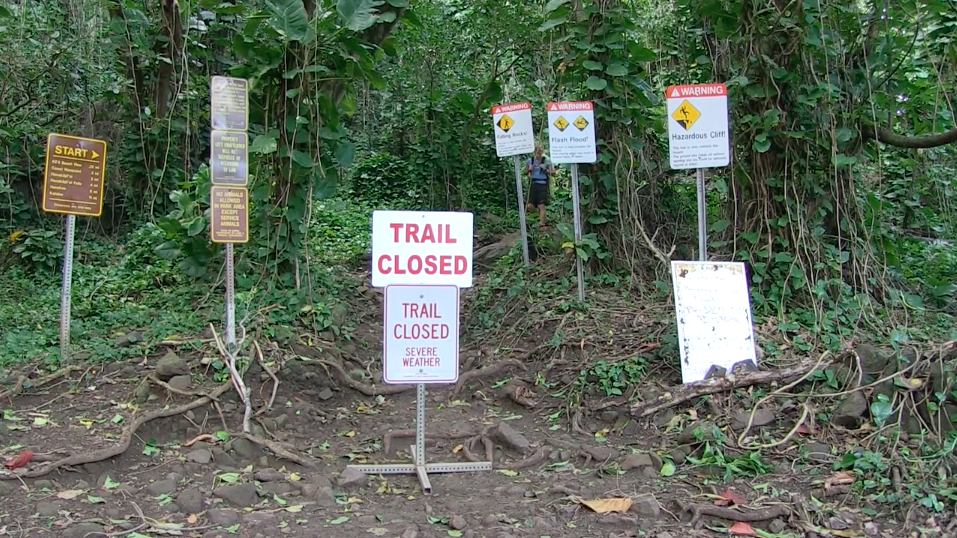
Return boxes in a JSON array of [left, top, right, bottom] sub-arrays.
[[492, 102, 535, 157], [371, 210, 474, 288], [671, 261, 758, 384], [546, 101, 597, 164], [666, 83, 730, 170], [383, 284, 460, 384]]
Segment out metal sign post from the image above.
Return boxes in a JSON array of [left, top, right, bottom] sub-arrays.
[[545, 101, 597, 302], [570, 163, 585, 301], [491, 102, 535, 267], [59, 215, 76, 359], [665, 83, 730, 262], [209, 76, 250, 351], [41, 133, 108, 360], [513, 156, 530, 265], [360, 215, 491, 494]]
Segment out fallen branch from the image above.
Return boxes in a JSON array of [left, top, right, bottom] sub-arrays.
[[210, 323, 252, 433], [239, 432, 317, 469], [450, 359, 526, 400], [630, 355, 837, 418], [253, 341, 279, 417], [0, 366, 81, 402], [676, 500, 790, 524], [0, 381, 232, 479]]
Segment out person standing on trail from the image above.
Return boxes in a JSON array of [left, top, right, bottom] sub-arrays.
[[526, 143, 555, 229]]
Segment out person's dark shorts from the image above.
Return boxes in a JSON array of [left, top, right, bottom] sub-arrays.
[[529, 182, 549, 206]]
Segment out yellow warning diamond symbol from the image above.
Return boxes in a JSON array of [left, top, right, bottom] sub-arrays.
[[497, 114, 514, 132], [573, 115, 589, 131], [671, 100, 701, 130], [553, 115, 569, 132]]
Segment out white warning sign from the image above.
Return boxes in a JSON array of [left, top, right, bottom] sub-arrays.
[[491, 102, 535, 158], [666, 83, 730, 170], [546, 101, 596, 164]]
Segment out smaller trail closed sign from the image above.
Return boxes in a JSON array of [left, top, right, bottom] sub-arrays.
[[383, 284, 460, 384]]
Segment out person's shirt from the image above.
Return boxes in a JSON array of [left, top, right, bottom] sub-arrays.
[[527, 157, 551, 184]]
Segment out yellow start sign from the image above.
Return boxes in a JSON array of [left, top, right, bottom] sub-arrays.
[[553, 116, 569, 132], [496, 114, 514, 132], [573, 115, 589, 131], [671, 100, 701, 130]]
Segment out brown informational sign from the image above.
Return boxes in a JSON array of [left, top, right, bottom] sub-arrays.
[[211, 130, 248, 185], [42, 133, 108, 217], [210, 76, 248, 131], [210, 186, 249, 244]]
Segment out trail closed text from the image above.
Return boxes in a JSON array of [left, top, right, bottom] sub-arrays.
[[383, 285, 459, 384], [372, 211, 474, 288]]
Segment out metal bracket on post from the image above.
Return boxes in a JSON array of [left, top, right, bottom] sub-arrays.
[[346, 384, 492, 495]]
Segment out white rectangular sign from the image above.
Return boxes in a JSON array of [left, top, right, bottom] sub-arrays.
[[492, 102, 535, 158], [371, 210, 474, 288], [666, 83, 730, 170], [671, 261, 758, 384], [384, 285, 460, 384], [546, 101, 596, 164]]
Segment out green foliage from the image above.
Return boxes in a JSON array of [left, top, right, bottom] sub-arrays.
[[7, 229, 62, 273], [308, 198, 374, 266], [350, 153, 422, 207]]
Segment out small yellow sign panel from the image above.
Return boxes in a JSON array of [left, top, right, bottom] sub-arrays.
[[573, 115, 589, 131], [672, 100, 701, 130], [497, 114, 514, 132], [553, 116, 570, 132]]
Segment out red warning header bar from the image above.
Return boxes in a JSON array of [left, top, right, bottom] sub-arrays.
[[546, 101, 593, 112], [666, 84, 727, 99], [492, 102, 531, 115]]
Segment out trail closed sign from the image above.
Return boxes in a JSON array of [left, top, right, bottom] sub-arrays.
[[492, 102, 535, 157], [546, 101, 596, 164], [371, 210, 474, 288], [666, 83, 730, 170], [383, 284, 460, 384]]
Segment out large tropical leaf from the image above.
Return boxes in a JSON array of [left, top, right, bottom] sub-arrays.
[[337, 0, 384, 32], [266, 0, 310, 42]]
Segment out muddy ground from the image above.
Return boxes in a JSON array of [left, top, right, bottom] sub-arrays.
[[0, 293, 948, 538]]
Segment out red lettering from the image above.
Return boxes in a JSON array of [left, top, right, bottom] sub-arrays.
[[405, 223, 419, 243], [425, 255, 437, 274], [421, 224, 435, 243], [392, 323, 451, 339], [408, 255, 422, 274], [390, 223, 403, 242], [377, 255, 392, 274], [454, 256, 467, 274], [440, 256, 452, 274], [445, 224, 456, 243]]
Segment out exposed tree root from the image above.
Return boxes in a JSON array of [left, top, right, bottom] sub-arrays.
[[382, 428, 476, 456], [462, 434, 494, 463], [0, 365, 81, 402], [450, 359, 526, 400], [676, 500, 791, 524], [253, 341, 279, 417], [316, 359, 415, 396], [630, 355, 837, 418], [0, 380, 232, 480], [502, 446, 549, 470]]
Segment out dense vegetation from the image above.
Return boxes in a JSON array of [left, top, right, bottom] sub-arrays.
[[1, 0, 956, 363]]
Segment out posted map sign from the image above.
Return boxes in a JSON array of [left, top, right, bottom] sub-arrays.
[[492, 102, 535, 157], [666, 83, 730, 170], [546, 101, 596, 164], [671, 261, 757, 383], [383, 284, 460, 384], [371, 210, 474, 288], [41, 134, 107, 217]]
